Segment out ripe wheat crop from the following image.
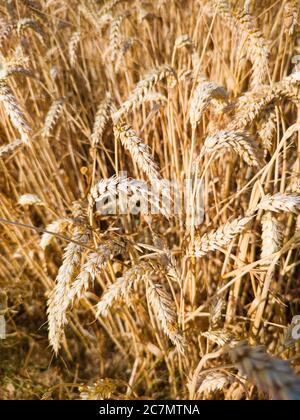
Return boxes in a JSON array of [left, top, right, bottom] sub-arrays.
[[1, 0, 300, 401]]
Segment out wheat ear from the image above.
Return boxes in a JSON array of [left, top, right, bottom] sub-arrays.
[[0, 138, 23, 159], [42, 97, 65, 139], [200, 130, 262, 167], [214, 1, 269, 87], [109, 13, 129, 61], [68, 31, 81, 67], [91, 175, 169, 218], [99, 0, 128, 16], [47, 228, 90, 353], [146, 278, 184, 353], [189, 79, 228, 129], [189, 216, 253, 258], [18, 193, 43, 206], [197, 372, 232, 396], [0, 80, 31, 143], [229, 341, 300, 400], [284, 1, 298, 36], [261, 212, 282, 265], [113, 122, 161, 181], [258, 107, 277, 154], [96, 261, 154, 317], [68, 238, 125, 305], [113, 65, 176, 121], [40, 218, 71, 250], [257, 193, 300, 214], [91, 92, 112, 146]]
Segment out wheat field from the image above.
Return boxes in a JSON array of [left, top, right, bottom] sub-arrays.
[[1, 0, 300, 400]]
